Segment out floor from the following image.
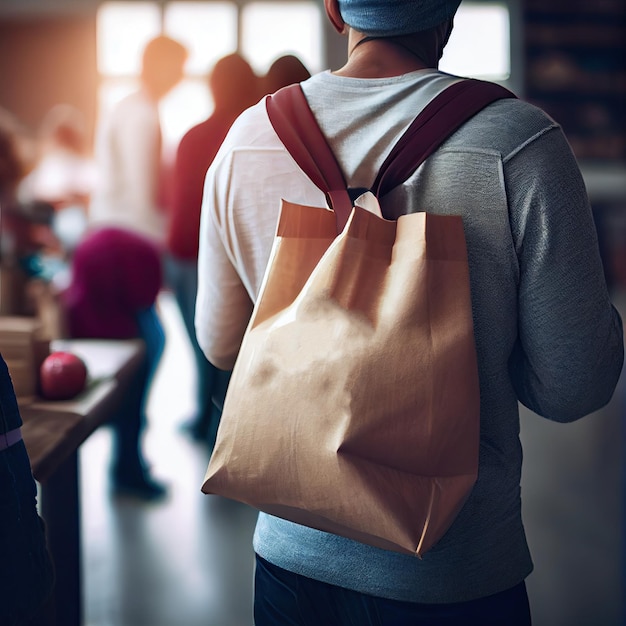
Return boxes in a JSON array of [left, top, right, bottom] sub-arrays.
[[80, 293, 258, 626], [78, 291, 625, 626]]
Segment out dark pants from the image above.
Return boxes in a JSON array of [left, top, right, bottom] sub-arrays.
[[254, 555, 532, 626], [110, 306, 164, 480]]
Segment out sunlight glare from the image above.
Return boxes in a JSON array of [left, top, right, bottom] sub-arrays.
[[440, 3, 510, 80], [241, 2, 322, 74], [97, 2, 161, 75], [96, 1, 510, 147], [164, 2, 238, 74]]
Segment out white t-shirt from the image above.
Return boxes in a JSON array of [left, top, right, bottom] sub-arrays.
[[89, 88, 165, 244]]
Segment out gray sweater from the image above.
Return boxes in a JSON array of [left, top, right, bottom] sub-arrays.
[[197, 69, 624, 604]]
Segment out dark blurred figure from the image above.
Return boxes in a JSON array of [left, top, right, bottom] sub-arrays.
[[0, 109, 57, 316], [0, 114, 55, 626], [263, 54, 311, 94], [18, 104, 95, 259], [62, 227, 167, 500], [165, 53, 258, 447]]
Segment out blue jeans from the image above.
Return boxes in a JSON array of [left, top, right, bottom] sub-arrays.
[[254, 555, 532, 626], [111, 306, 164, 479]]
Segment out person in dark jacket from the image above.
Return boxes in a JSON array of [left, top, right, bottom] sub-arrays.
[[165, 53, 258, 446]]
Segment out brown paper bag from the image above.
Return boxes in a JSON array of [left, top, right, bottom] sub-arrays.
[[202, 196, 480, 557]]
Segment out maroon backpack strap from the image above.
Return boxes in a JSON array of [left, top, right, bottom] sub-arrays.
[[266, 79, 516, 230], [266, 85, 353, 231], [372, 79, 516, 197]]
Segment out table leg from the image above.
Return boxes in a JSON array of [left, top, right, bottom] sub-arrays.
[[41, 450, 82, 626]]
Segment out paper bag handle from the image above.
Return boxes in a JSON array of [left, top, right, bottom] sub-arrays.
[[266, 79, 516, 230]]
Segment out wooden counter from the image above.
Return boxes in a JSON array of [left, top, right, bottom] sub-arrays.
[[20, 339, 145, 482], [18, 338, 146, 626]]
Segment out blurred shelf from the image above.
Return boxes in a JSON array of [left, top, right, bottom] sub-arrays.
[[580, 162, 626, 202]]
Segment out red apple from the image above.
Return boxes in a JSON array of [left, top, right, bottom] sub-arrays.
[[39, 351, 88, 400]]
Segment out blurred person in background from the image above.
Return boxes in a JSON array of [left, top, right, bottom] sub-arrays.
[[17, 104, 96, 288], [165, 53, 258, 447], [18, 104, 96, 215], [61, 226, 167, 501], [89, 35, 188, 247]]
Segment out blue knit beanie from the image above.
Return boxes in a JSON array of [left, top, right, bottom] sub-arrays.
[[337, 0, 463, 36]]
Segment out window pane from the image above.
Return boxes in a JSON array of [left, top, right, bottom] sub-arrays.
[[440, 3, 510, 80], [164, 2, 238, 75], [241, 2, 322, 75], [97, 2, 162, 76]]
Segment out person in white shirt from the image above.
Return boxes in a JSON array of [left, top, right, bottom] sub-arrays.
[[89, 35, 187, 246], [19, 104, 96, 212], [74, 36, 187, 501]]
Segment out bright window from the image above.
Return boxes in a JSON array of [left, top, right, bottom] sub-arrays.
[[440, 3, 511, 81], [97, 1, 322, 149], [163, 2, 238, 74], [97, 2, 161, 76], [97, 1, 512, 147], [241, 2, 322, 75]]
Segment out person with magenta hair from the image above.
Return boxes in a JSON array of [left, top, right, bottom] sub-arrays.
[[196, 0, 623, 622], [62, 227, 167, 500]]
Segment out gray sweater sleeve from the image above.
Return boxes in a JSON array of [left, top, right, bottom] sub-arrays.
[[505, 125, 623, 422]]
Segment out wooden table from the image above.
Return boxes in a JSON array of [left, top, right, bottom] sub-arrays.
[[19, 338, 145, 626]]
